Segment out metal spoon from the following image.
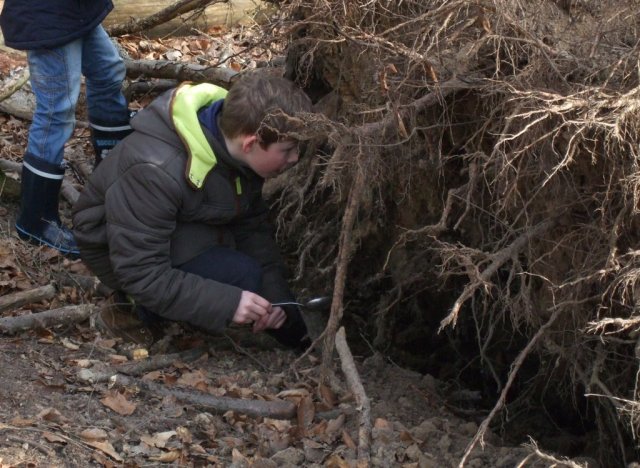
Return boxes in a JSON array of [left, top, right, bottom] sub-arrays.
[[272, 296, 331, 311]]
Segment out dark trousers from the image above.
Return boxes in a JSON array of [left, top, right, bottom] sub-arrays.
[[137, 246, 262, 325]]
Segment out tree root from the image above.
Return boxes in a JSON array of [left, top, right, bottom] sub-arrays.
[[336, 327, 371, 465]]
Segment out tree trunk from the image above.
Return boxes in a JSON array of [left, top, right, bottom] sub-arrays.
[[0, 0, 269, 39]]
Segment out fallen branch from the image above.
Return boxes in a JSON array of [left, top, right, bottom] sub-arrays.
[[107, 0, 227, 37], [336, 327, 371, 465], [0, 304, 95, 334], [77, 348, 207, 383], [111, 374, 296, 419], [0, 67, 30, 103], [0, 284, 56, 315], [55, 273, 113, 298], [125, 59, 238, 88], [0, 158, 80, 205]]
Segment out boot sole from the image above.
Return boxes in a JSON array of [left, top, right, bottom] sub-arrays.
[[15, 224, 81, 258]]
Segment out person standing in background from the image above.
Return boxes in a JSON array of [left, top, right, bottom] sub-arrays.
[[0, 1, 133, 256]]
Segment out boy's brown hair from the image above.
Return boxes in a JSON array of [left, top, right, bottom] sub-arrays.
[[219, 73, 312, 146]]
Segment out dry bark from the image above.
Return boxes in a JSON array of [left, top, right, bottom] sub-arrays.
[[111, 374, 297, 419], [0, 284, 57, 315], [77, 348, 207, 383], [124, 59, 238, 87], [107, 0, 228, 37], [0, 304, 95, 334]]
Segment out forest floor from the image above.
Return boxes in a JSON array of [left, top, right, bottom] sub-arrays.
[[0, 25, 598, 468]]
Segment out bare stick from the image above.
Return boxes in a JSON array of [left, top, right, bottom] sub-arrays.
[[458, 307, 562, 467], [125, 59, 238, 88], [336, 327, 371, 464], [107, 0, 227, 37], [0, 304, 95, 334], [0, 284, 56, 314], [111, 374, 296, 419], [55, 273, 113, 297], [77, 348, 207, 383], [0, 68, 30, 103]]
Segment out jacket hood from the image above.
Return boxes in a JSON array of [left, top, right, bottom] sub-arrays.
[[172, 83, 228, 189]]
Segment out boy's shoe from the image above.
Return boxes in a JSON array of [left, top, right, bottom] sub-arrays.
[[96, 293, 155, 347]]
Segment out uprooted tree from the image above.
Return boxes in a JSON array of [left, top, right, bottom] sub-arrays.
[[254, 0, 640, 465]]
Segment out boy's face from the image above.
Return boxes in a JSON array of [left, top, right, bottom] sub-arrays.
[[244, 138, 300, 178]]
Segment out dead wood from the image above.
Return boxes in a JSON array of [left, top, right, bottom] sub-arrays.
[[77, 348, 207, 383], [0, 68, 29, 103], [107, 0, 227, 37], [0, 169, 20, 200], [55, 273, 113, 298], [125, 59, 238, 87], [0, 158, 80, 205], [0, 284, 56, 315], [110, 374, 297, 419], [0, 304, 95, 334], [335, 326, 371, 465], [124, 79, 178, 100]]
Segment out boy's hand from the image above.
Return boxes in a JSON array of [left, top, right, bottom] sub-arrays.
[[232, 291, 270, 326], [252, 306, 286, 333]]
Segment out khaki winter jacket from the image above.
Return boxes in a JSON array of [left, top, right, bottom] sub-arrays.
[[72, 84, 293, 333]]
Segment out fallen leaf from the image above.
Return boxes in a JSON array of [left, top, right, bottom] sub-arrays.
[[37, 408, 69, 424], [43, 431, 67, 444], [325, 454, 350, 468], [177, 370, 208, 389], [60, 337, 80, 350], [150, 450, 181, 462], [176, 426, 192, 444], [318, 383, 336, 409], [232, 447, 248, 463], [141, 430, 176, 448], [10, 416, 34, 427], [374, 418, 392, 430], [297, 395, 315, 432], [342, 430, 356, 450], [100, 391, 137, 416], [80, 428, 108, 442], [84, 439, 123, 462]]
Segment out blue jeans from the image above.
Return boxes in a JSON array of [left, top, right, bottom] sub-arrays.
[[27, 25, 128, 166]]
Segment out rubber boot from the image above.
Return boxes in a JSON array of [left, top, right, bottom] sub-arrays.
[[90, 111, 135, 165], [15, 153, 80, 257]]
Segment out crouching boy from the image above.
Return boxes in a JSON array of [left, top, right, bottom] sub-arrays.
[[72, 74, 313, 350]]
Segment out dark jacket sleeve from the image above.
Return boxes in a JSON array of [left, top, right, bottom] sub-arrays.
[[105, 162, 241, 332]]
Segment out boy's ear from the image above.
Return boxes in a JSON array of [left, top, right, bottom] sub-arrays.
[[241, 134, 258, 153]]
